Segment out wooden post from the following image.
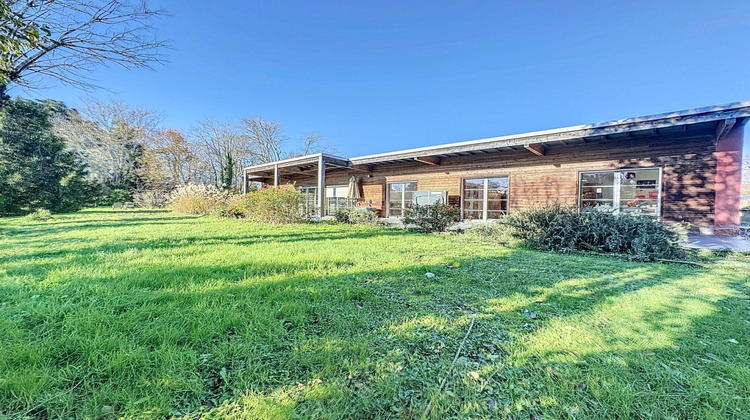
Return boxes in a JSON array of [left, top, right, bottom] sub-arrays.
[[274, 164, 280, 187], [242, 170, 247, 194], [317, 155, 326, 216]]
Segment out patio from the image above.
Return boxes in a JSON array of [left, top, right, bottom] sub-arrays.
[[681, 233, 750, 252]]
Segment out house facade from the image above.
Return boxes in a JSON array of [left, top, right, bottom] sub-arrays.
[[243, 102, 748, 235]]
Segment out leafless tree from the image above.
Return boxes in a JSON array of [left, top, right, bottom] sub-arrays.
[[190, 119, 251, 189], [54, 97, 162, 189], [240, 117, 287, 165], [291, 132, 338, 157], [241, 117, 338, 162], [0, 0, 167, 96]]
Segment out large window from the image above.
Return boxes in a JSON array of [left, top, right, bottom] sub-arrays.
[[387, 182, 417, 217], [579, 168, 661, 216], [326, 185, 356, 215], [300, 185, 356, 216], [462, 177, 509, 221]]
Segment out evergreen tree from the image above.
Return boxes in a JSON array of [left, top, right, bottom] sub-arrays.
[[0, 98, 100, 215], [221, 153, 235, 190]]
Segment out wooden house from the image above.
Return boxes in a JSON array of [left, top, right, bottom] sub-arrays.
[[243, 102, 748, 235]]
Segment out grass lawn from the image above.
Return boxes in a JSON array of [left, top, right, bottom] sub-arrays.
[[0, 209, 748, 419]]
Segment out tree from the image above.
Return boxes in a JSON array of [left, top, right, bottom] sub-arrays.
[[240, 117, 286, 164], [54, 97, 161, 191], [220, 153, 234, 190], [0, 1, 45, 91], [137, 128, 201, 190], [191, 119, 250, 190], [290, 132, 338, 157], [241, 117, 338, 160], [0, 0, 167, 99], [0, 98, 100, 215]]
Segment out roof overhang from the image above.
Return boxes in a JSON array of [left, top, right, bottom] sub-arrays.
[[349, 101, 750, 166], [244, 101, 750, 174], [244, 153, 351, 178]]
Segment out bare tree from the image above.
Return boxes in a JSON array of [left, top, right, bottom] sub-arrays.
[[240, 117, 287, 165], [290, 132, 338, 157], [190, 119, 251, 189], [54, 97, 162, 189], [0, 0, 167, 97]]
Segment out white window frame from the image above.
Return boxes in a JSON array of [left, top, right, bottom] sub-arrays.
[[577, 168, 663, 217], [299, 186, 318, 214], [326, 185, 348, 198], [386, 181, 417, 218], [460, 176, 509, 221], [326, 184, 355, 215]]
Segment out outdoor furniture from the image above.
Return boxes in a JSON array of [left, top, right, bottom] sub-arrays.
[[112, 202, 123, 209]]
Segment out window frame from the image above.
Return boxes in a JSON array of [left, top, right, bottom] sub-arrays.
[[460, 175, 510, 221], [577, 168, 663, 217], [299, 186, 318, 215], [386, 181, 418, 218]]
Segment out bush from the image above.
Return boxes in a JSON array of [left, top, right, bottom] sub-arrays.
[[210, 204, 245, 219], [22, 208, 52, 221], [170, 184, 236, 215], [133, 190, 170, 208], [235, 185, 306, 224], [99, 189, 132, 206], [505, 203, 685, 261], [51, 172, 102, 213], [465, 221, 516, 246], [403, 203, 460, 232], [333, 208, 380, 225]]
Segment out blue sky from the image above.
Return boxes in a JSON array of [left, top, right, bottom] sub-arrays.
[[18, 1, 750, 157]]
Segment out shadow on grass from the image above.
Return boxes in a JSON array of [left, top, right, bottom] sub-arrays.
[[78, 209, 171, 214], [0, 214, 746, 418]]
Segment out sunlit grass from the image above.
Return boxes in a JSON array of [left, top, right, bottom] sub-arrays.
[[0, 209, 748, 418]]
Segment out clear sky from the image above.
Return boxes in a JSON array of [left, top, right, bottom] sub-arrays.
[[17, 0, 750, 157]]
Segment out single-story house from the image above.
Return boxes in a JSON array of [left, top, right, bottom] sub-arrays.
[[242, 102, 748, 235]]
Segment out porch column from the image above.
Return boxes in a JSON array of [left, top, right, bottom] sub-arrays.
[[714, 124, 744, 235], [242, 170, 247, 194], [317, 155, 326, 216]]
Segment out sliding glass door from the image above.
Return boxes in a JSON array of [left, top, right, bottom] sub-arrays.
[[387, 182, 417, 217]]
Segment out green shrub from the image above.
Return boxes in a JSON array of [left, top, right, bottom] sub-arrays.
[[333, 208, 380, 225], [99, 189, 132, 206], [211, 204, 245, 219], [22, 208, 53, 221], [170, 184, 236, 215], [403, 203, 460, 232], [466, 221, 516, 246], [236, 185, 306, 224], [506, 203, 685, 261]]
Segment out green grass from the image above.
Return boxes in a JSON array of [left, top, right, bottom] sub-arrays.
[[0, 209, 748, 419]]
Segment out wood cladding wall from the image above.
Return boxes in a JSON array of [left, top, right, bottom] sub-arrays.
[[291, 134, 718, 227]]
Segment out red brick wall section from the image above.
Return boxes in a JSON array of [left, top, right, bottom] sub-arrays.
[[714, 125, 744, 235]]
